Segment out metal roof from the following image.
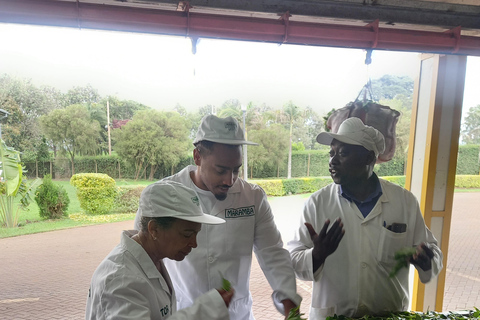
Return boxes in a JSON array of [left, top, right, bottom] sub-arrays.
[[1, 0, 480, 55]]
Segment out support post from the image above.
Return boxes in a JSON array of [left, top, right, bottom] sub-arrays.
[[406, 54, 467, 312]]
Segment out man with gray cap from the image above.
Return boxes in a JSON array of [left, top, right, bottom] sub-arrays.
[[287, 117, 443, 320], [86, 181, 232, 320], [134, 115, 301, 320]]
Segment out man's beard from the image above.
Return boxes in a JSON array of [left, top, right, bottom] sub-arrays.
[[215, 193, 227, 201]]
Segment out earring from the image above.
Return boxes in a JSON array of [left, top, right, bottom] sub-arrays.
[[151, 234, 157, 241]]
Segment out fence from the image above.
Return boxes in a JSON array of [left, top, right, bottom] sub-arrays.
[[23, 145, 479, 180], [24, 157, 195, 180]]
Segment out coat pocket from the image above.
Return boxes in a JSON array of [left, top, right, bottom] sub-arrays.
[[377, 226, 407, 266], [225, 216, 255, 255], [309, 305, 336, 320]]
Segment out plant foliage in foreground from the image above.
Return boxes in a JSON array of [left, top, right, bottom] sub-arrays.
[[0, 140, 40, 227], [326, 308, 480, 320], [287, 305, 307, 320]]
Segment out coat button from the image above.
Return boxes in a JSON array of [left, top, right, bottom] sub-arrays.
[[208, 256, 214, 263]]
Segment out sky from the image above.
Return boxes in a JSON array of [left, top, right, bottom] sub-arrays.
[[0, 22, 479, 120]]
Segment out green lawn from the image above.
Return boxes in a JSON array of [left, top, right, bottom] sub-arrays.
[[0, 179, 478, 239], [0, 179, 155, 239]]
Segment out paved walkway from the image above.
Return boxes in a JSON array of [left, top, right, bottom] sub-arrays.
[[0, 193, 479, 319]]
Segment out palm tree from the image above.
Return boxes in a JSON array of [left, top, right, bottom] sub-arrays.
[[283, 101, 300, 179]]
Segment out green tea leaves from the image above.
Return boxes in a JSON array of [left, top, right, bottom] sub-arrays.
[[222, 277, 232, 292], [389, 247, 417, 278], [287, 305, 307, 320], [326, 309, 480, 319]]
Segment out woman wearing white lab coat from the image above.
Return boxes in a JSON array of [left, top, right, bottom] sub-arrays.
[[85, 181, 233, 320]]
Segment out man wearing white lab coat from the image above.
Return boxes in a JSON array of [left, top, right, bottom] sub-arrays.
[[134, 115, 302, 320], [287, 117, 443, 320]]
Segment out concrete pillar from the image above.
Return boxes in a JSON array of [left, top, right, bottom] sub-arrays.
[[406, 54, 467, 312]]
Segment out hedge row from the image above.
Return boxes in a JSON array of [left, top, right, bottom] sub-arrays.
[[456, 145, 480, 175], [248, 145, 479, 178], [455, 175, 480, 188], [67, 174, 480, 215], [252, 175, 480, 197], [23, 145, 479, 180], [250, 177, 333, 196]]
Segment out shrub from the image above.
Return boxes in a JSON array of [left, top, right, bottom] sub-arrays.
[[456, 145, 480, 175], [382, 176, 406, 188], [70, 173, 117, 215], [283, 179, 302, 195], [297, 177, 332, 193], [455, 175, 480, 188], [114, 186, 145, 213], [251, 179, 285, 196], [251, 177, 333, 196], [35, 175, 70, 219]]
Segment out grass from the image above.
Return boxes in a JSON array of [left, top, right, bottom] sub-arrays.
[[455, 188, 480, 192], [0, 179, 156, 239]]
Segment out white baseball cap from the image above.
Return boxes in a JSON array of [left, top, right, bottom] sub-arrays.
[[193, 115, 258, 145], [139, 181, 225, 225], [316, 117, 385, 156]]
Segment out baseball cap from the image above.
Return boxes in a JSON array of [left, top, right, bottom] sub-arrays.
[[139, 181, 225, 225], [316, 117, 385, 156], [193, 115, 258, 145]]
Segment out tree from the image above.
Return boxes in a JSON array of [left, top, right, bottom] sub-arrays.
[[248, 124, 289, 178], [0, 75, 63, 153], [101, 96, 150, 121], [40, 104, 101, 175], [87, 103, 109, 155], [219, 99, 242, 118], [462, 104, 480, 144], [283, 101, 301, 179], [371, 75, 414, 103], [64, 84, 101, 106], [291, 106, 324, 151], [113, 110, 190, 180]]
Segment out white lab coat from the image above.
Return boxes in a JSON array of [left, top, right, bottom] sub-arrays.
[[287, 178, 443, 320], [85, 230, 229, 320], [134, 165, 302, 320]]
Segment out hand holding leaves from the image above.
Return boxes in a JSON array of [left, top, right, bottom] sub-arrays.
[[389, 247, 417, 278], [286, 305, 307, 320], [217, 271, 234, 307], [409, 243, 434, 271], [222, 277, 232, 292]]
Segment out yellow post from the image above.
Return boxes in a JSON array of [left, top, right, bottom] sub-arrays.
[[405, 54, 467, 312]]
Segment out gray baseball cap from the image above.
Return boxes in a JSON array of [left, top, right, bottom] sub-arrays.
[[193, 115, 258, 145]]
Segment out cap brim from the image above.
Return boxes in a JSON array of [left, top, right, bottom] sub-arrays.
[[316, 132, 364, 147], [195, 138, 258, 146], [175, 214, 225, 225]]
